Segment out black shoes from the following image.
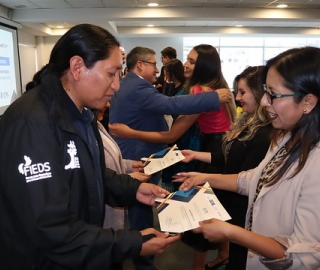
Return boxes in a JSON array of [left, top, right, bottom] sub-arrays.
[[205, 257, 229, 270]]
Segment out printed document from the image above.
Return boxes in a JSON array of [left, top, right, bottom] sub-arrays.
[[155, 182, 231, 233], [142, 145, 185, 175]]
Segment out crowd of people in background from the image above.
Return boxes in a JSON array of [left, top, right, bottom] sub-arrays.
[[109, 45, 231, 270], [94, 42, 320, 270], [1, 23, 320, 270]]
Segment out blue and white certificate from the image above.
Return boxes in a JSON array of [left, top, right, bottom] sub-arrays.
[[155, 182, 231, 233]]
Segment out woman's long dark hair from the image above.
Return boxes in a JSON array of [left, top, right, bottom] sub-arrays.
[[187, 44, 228, 90], [164, 59, 186, 85], [186, 44, 236, 123], [262, 46, 320, 186], [26, 24, 120, 91]]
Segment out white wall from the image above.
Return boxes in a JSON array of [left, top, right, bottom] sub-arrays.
[[16, 33, 185, 92], [119, 37, 184, 64], [18, 45, 36, 92], [41, 36, 60, 66], [18, 30, 36, 46], [28, 36, 185, 66], [18, 30, 37, 92], [17, 36, 185, 82], [17, 31, 320, 91], [9, 27, 185, 98]]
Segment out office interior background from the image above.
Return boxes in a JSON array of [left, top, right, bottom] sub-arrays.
[[1, 0, 320, 91]]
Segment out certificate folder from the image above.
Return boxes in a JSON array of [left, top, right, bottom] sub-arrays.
[[142, 144, 185, 175], [155, 182, 231, 233]]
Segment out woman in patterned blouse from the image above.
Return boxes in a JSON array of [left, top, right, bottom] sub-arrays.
[[173, 47, 320, 270]]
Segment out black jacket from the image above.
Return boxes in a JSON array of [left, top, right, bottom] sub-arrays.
[[0, 73, 143, 270]]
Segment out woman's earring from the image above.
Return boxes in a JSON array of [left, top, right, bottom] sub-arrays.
[[303, 109, 307, 113]]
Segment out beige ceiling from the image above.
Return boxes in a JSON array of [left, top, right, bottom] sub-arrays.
[[0, 0, 320, 36]]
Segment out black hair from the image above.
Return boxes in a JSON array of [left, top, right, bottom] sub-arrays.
[[187, 44, 236, 124], [161, 47, 177, 59], [188, 44, 228, 89], [126, 46, 155, 71], [26, 24, 120, 90], [262, 47, 320, 185], [25, 65, 48, 91], [164, 59, 186, 85]]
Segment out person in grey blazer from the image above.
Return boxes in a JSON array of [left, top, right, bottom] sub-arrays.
[[97, 103, 150, 231]]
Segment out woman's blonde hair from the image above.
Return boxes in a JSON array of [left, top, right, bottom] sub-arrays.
[[223, 66, 270, 145]]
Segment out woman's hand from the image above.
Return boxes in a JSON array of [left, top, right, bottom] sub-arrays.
[[172, 172, 209, 191], [193, 218, 233, 243], [180, 149, 195, 163], [108, 123, 133, 138]]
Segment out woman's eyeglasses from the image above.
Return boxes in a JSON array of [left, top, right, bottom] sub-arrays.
[[263, 84, 301, 104]]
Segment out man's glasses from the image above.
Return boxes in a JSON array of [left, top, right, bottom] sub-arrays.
[[141, 60, 157, 68], [263, 84, 301, 104]]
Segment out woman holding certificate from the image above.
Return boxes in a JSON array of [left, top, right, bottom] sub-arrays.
[[174, 47, 320, 270]]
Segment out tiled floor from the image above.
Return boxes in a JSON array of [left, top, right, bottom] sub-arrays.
[[123, 237, 219, 270], [123, 208, 219, 270]]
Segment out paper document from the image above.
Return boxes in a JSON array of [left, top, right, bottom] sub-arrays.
[[155, 182, 231, 233], [142, 145, 185, 175]]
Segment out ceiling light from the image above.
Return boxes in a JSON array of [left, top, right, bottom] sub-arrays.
[[14, 5, 26, 8], [277, 4, 288, 8], [147, 24, 154, 27], [56, 26, 64, 29], [148, 3, 159, 7], [235, 25, 243, 27]]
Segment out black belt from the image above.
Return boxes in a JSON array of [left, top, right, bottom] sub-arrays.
[[200, 132, 225, 140]]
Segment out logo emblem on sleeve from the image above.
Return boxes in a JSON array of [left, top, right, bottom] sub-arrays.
[[18, 156, 52, 183], [65, 141, 80, 170]]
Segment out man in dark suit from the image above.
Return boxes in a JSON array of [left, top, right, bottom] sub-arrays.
[[155, 46, 177, 93], [109, 46, 231, 270]]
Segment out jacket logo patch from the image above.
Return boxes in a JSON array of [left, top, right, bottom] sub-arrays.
[[18, 155, 52, 183], [65, 141, 80, 170]]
